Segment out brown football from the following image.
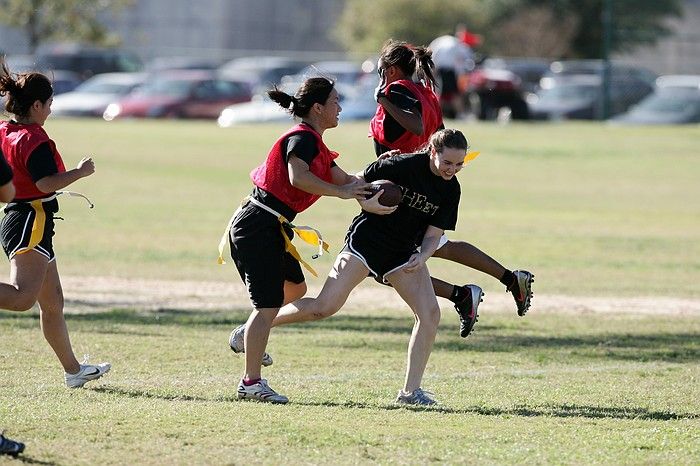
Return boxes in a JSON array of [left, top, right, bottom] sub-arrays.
[[366, 180, 403, 207]]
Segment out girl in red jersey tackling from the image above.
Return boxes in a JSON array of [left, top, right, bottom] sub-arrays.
[[224, 77, 393, 404], [0, 61, 110, 388]]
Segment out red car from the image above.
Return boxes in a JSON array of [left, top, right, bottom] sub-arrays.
[[103, 70, 251, 120]]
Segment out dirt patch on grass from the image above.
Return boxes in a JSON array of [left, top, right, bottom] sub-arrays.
[[61, 276, 700, 316]]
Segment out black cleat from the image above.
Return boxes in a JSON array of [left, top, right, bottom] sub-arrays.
[[0, 433, 25, 457], [454, 285, 483, 338], [508, 270, 534, 316]]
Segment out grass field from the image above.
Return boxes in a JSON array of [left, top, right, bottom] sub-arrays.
[[1, 119, 699, 464]]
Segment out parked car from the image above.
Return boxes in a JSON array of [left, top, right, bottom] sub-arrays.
[[480, 57, 551, 95], [528, 74, 654, 120], [218, 56, 308, 95], [52, 72, 146, 117], [36, 44, 143, 79], [460, 66, 530, 120], [145, 56, 223, 72], [540, 59, 657, 90], [611, 75, 700, 124], [217, 81, 375, 127], [281, 60, 368, 86], [103, 71, 251, 120]]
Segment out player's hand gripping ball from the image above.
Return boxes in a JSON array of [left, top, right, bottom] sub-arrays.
[[365, 180, 403, 207]]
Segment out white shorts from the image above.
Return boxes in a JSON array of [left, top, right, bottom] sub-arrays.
[[417, 233, 449, 252]]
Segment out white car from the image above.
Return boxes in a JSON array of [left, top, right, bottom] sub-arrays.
[[51, 72, 146, 117]]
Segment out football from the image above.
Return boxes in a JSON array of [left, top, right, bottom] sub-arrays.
[[366, 180, 403, 207]]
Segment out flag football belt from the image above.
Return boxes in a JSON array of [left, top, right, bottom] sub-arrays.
[[4, 191, 93, 256], [217, 196, 330, 277]]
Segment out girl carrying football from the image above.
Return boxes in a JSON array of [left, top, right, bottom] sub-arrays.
[[371, 40, 534, 336]]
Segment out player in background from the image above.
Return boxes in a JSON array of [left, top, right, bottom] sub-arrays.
[[223, 77, 393, 404], [371, 40, 534, 337], [0, 60, 110, 388]]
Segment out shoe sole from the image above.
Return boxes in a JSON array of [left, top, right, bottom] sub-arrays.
[[237, 393, 288, 404], [66, 366, 111, 389], [459, 285, 484, 338], [229, 328, 273, 367], [516, 273, 535, 316]]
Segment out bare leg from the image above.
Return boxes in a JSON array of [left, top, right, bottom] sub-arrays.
[[386, 264, 441, 393], [0, 252, 48, 311], [37, 260, 80, 374], [243, 307, 278, 381], [272, 253, 369, 328], [432, 240, 507, 279]]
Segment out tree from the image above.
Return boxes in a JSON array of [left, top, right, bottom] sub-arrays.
[[0, 0, 133, 53], [334, 0, 684, 59], [490, 0, 684, 58], [334, 0, 487, 56]]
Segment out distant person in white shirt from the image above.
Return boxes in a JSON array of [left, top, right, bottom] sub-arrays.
[[429, 32, 475, 119]]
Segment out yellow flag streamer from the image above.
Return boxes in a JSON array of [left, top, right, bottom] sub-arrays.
[[217, 199, 330, 277], [464, 151, 481, 163]]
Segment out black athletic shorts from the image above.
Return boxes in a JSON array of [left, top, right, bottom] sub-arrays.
[[344, 217, 416, 284], [1, 198, 59, 261], [229, 201, 304, 309]]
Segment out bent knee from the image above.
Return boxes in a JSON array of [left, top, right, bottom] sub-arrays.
[[10, 295, 38, 312], [418, 306, 441, 328], [284, 281, 307, 304]]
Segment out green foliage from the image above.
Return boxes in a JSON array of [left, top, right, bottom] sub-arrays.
[[334, 0, 683, 59], [334, 0, 486, 55], [496, 0, 684, 58], [0, 0, 133, 52]]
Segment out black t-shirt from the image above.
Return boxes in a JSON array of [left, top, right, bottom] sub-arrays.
[[0, 148, 13, 185], [27, 142, 58, 182], [357, 151, 460, 253]]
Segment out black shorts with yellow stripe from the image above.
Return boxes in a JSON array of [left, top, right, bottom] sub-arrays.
[[1, 197, 59, 261]]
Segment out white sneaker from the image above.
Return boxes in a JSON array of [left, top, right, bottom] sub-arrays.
[[395, 388, 437, 406], [65, 360, 111, 388], [229, 324, 273, 367], [237, 378, 288, 404]]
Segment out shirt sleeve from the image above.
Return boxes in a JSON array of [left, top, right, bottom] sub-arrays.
[[284, 132, 319, 166], [362, 154, 404, 183], [26, 142, 59, 183], [430, 183, 461, 231], [387, 83, 419, 111], [0, 148, 13, 185]]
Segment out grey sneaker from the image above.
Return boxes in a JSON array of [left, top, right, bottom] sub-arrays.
[[0, 432, 25, 457], [395, 388, 437, 406], [454, 284, 484, 338], [237, 378, 288, 404], [65, 359, 111, 388], [508, 270, 534, 316], [229, 324, 273, 367]]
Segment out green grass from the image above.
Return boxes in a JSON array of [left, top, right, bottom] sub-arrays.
[[32, 118, 700, 297], [1, 306, 698, 464], [0, 119, 699, 464]]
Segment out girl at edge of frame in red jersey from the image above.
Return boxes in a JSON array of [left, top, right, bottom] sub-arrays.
[[371, 40, 535, 334], [225, 76, 395, 404], [0, 58, 110, 389]]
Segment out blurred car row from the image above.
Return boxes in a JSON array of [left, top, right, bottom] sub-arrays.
[[7, 46, 697, 125]]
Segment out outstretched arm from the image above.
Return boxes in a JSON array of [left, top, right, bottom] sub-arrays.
[[288, 156, 370, 200], [35, 157, 94, 193]]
